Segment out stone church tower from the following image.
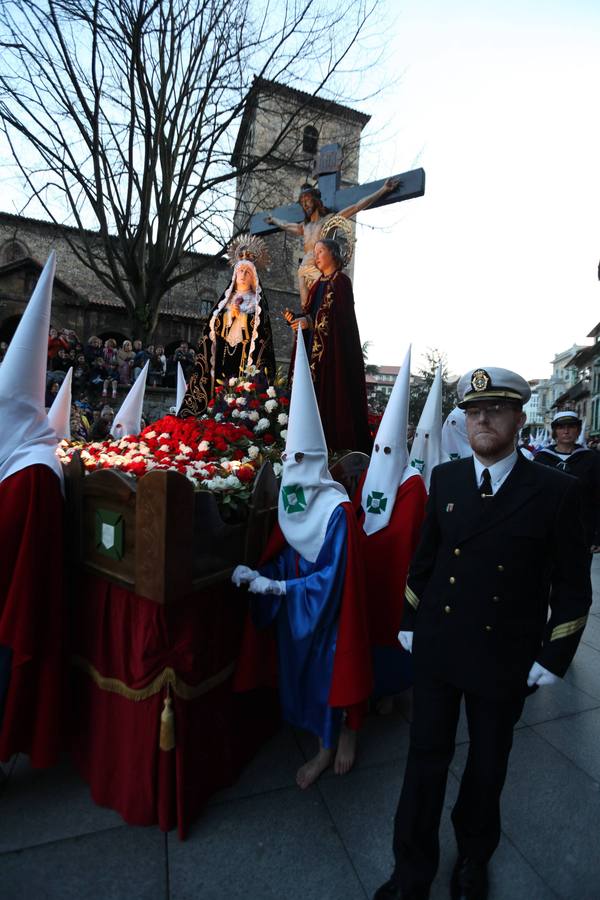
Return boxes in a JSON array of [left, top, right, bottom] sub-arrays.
[[0, 79, 370, 367], [230, 78, 370, 366]]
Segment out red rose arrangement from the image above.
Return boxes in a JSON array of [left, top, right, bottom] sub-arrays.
[[57, 376, 291, 518]]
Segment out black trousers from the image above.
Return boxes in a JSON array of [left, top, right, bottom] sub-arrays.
[[392, 676, 526, 895]]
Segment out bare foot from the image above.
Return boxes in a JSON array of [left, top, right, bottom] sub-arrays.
[[375, 695, 395, 715], [296, 744, 334, 789], [334, 724, 357, 775]]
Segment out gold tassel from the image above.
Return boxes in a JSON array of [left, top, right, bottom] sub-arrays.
[[159, 690, 175, 751]]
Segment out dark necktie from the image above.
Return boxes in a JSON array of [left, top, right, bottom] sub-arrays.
[[480, 468, 493, 499]]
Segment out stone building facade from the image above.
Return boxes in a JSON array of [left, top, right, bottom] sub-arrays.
[[0, 79, 369, 369]]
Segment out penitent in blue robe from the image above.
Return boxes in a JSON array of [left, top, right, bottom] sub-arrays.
[[251, 504, 347, 749]]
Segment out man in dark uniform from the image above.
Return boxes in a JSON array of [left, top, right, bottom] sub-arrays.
[[534, 410, 600, 555], [374, 367, 592, 900]]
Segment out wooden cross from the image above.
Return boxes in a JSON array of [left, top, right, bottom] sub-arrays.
[[249, 143, 425, 235]]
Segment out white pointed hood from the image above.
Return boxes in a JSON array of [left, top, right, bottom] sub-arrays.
[[0, 252, 64, 488], [408, 366, 443, 490], [441, 407, 471, 461], [175, 362, 187, 414], [112, 360, 148, 438], [278, 332, 347, 562], [47, 366, 73, 442], [361, 346, 415, 536]]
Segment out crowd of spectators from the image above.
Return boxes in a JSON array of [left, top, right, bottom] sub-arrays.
[[0, 327, 199, 442], [44, 330, 196, 396]]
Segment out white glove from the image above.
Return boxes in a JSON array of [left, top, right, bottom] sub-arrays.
[[248, 576, 286, 596], [398, 631, 413, 652], [527, 661, 558, 687], [231, 565, 260, 587]]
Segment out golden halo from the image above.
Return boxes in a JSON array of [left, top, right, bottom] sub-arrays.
[[319, 215, 355, 267], [227, 234, 271, 270]]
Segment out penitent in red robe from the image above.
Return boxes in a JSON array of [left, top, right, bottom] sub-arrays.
[[354, 473, 428, 647], [289, 271, 372, 454], [0, 465, 66, 767]]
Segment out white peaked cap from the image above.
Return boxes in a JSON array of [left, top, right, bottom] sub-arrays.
[[361, 345, 415, 536], [278, 333, 347, 562], [112, 360, 149, 438], [441, 407, 471, 461], [0, 252, 64, 488], [175, 362, 187, 415], [47, 366, 73, 442], [408, 365, 443, 490]]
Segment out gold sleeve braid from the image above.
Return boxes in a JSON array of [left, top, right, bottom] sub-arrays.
[[550, 615, 588, 642]]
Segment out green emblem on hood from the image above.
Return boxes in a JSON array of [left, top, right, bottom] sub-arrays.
[[282, 484, 307, 514], [366, 491, 388, 514], [410, 458, 425, 473]]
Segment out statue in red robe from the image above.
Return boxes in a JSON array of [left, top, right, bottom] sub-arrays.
[[286, 239, 371, 454]]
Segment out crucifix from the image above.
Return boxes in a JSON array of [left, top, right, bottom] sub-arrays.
[[249, 143, 426, 304]]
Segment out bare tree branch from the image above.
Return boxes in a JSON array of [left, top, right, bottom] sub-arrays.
[[0, 0, 377, 338]]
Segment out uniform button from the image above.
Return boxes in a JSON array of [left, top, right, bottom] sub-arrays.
[[449, 576, 456, 584], [454, 548, 461, 556], [497, 564, 504, 572], [444, 605, 451, 613], [492, 595, 501, 602], [485, 625, 493, 632]]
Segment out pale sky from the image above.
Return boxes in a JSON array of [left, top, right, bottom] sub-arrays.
[[2, 1, 599, 384], [352, 0, 600, 380]]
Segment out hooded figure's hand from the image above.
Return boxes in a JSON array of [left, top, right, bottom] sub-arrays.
[[248, 576, 286, 596], [231, 565, 260, 587]]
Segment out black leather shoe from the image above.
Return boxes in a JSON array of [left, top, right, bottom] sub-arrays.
[[373, 876, 403, 899], [373, 874, 429, 900], [450, 856, 488, 900]]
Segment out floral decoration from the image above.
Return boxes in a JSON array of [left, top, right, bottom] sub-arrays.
[[57, 375, 291, 520]]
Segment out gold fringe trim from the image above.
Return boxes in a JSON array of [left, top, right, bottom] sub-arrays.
[[550, 616, 588, 642], [405, 585, 420, 611], [72, 655, 236, 701]]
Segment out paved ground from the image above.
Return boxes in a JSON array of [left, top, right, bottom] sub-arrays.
[[2, 559, 600, 900]]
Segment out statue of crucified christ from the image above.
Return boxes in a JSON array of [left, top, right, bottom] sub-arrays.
[[265, 177, 399, 305]]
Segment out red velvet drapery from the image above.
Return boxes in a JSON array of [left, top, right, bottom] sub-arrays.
[[69, 576, 279, 839]]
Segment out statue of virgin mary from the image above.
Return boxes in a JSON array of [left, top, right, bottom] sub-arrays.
[[178, 236, 276, 418]]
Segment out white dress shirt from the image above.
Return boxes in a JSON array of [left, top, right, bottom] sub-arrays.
[[473, 449, 518, 495]]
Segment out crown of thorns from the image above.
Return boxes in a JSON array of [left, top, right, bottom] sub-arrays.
[[298, 183, 322, 201], [227, 234, 270, 270]]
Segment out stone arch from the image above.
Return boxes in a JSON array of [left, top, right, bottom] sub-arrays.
[[0, 239, 29, 265], [97, 330, 129, 347]]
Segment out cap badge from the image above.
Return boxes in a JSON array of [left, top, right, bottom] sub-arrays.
[[471, 369, 490, 393]]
